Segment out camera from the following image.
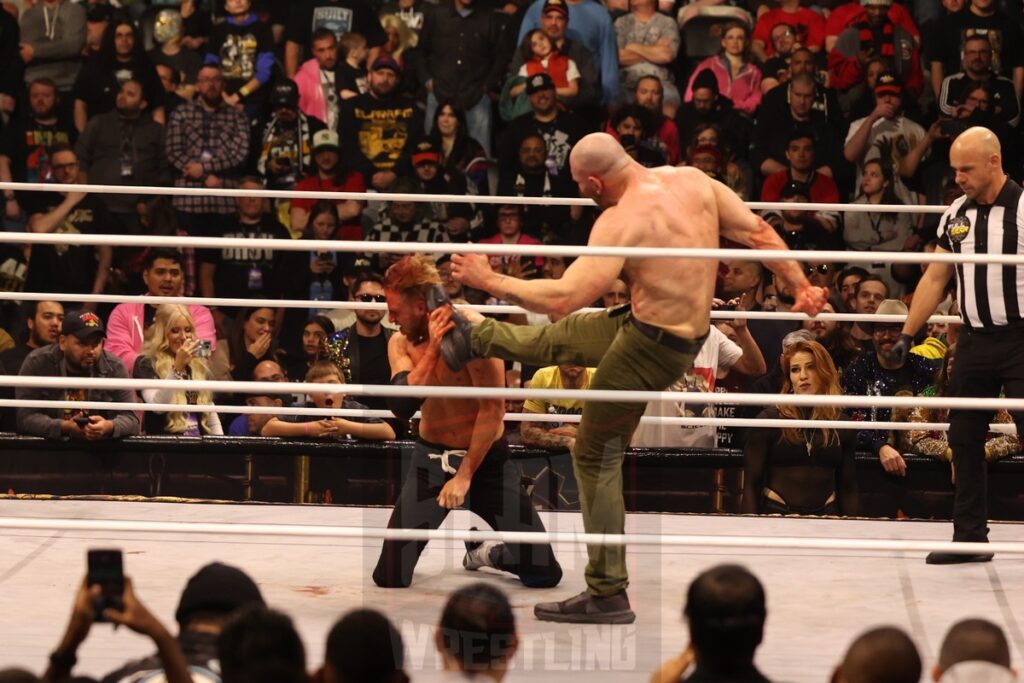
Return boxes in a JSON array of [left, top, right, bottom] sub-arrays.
[[195, 339, 212, 358], [87, 548, 124, 621], [72, 415, 91, 428]]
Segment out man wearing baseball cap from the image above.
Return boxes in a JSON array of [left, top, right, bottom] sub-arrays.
[[290, 128, 367, 239], [96, 562, 265, 683], [15, 309, 140, 440], [511, 0, 601, 112], [253, 78, 325, 192], [340, 55, 422, 190], [515, 0, 619, 106], [829, 0, 922, 94], [497, 71, 587, 175], [844, 71, 926, 207]]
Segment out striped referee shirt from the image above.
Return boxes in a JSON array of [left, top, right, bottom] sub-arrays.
[[937, 178, 1024, 330]]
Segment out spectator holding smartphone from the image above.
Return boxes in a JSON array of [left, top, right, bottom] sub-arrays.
[[16, 310, 140, 440], [134, 304, 223, 436], [44, 563, 234, 683]]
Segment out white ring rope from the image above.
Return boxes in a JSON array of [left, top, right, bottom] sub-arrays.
[[0, 376, 1020, 412], [0, 181, 947, 214], [0, 398, 1007, 433], [0, 517, 1018, 555], [0, 291, 962, 324], [0, 231, 1008, 266]]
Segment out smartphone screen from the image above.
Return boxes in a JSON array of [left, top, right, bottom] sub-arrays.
[[87, 549, 124, 621]]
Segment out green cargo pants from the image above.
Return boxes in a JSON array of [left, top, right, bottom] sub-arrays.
[[472, 308, 706, 596]]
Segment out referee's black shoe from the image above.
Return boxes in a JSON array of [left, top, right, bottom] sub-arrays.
[[925, 545, 993, 565]]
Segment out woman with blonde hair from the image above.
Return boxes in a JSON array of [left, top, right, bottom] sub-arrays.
[[742, 339, 858, 515], [135, 304, 223, 436], [379, 13, 417, 62]]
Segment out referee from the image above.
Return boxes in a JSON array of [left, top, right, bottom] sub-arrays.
[[896, 127, 1024, 564]]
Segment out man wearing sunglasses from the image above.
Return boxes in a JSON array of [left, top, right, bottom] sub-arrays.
[[804, 261, 839, 292], [344, 272, 393, 411]]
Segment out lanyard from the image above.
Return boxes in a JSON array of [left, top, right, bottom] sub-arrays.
[[43, 2, 61, 40]]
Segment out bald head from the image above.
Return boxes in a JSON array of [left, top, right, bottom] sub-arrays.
[[951, 126, 1000, 160], [949, 126, 1004, 202], [570, 133, 631, 180]]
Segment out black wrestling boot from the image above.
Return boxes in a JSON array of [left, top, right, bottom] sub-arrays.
[[426, 284, 474, 372], [534, 590, 636, 624]]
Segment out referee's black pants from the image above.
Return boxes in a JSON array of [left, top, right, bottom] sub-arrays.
[[372, 438, 562, 589], [947, 328, 1024, 541]]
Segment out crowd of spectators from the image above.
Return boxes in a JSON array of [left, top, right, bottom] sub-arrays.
[[0, 0, 1020, 517], [0, 560, 1016, 682]]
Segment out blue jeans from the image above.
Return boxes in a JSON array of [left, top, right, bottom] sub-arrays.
[[425, 92, 492, 158]]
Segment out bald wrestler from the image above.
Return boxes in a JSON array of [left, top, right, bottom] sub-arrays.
[[443, 132, 828, 623], [896, 127, 1024, 564], [371, 255, 562, 590]]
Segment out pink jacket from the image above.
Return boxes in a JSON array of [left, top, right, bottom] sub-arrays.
[[685, 56, 762, 116], [294, 59, 328, 123], [106, 300, 217, 376]]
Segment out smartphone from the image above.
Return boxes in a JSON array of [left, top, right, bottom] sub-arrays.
[[940, 119, 968, 138], [72, 415, 90, 429], [194, 339, 212, 358], [87, 548, 124, 621]]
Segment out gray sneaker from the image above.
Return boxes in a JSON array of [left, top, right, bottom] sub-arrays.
[[425, 284, 474, 372], [463, 541, 503, 571]]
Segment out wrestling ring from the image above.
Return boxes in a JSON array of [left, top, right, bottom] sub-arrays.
[[0, 180, 1021, 681]]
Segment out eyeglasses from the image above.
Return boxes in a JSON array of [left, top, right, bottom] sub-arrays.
[[804, 264, 832, 276], [357, 294, 386, 303], [873, 326, 903, 337], [52, 162, 79, 172]]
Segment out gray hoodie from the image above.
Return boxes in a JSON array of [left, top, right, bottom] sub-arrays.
[[20, 0, 86, 91]]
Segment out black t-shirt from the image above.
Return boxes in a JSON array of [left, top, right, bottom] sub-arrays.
[[930, 10, 1024, 79], [336, 61, 367, 97], [72, 56, 165, 120], [148, 46, 204, 85], [761, 55, 789, 81], [24, 194, 113, 296], [497, 112, 588, 173], [200, 215, 292, 301], [353, 332, 390, 409], [286, 0, 388, 53], [0, 115, 77, 212], [207, 15, 276, 96]]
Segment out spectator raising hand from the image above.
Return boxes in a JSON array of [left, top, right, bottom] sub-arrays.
[[44, 576, 192, 683]]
